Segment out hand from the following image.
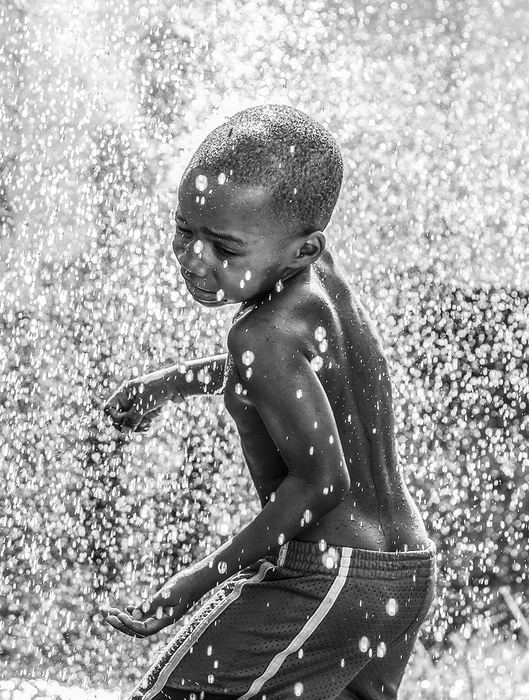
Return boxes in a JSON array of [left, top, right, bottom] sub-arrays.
[[103, 572, 197, 638], [103, 374, 184, 433]]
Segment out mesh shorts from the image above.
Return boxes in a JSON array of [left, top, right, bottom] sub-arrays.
[[128, 539, 437, 700]]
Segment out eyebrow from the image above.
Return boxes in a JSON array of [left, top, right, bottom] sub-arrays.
[[175, 212, 246, 247]]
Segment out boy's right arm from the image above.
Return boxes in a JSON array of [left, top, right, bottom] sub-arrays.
[[179, 353, 227, 396], [104, 353, 227, 432]]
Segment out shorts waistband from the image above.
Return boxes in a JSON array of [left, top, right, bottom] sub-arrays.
[[272, 538, 437, 580]]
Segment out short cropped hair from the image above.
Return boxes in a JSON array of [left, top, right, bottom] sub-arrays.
[[183, 104, 343, 233]]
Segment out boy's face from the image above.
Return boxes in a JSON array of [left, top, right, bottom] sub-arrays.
[[173, 168, 301, 307]]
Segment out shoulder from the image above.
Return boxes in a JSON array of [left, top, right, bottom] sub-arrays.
[[227, 275, 333, 370]]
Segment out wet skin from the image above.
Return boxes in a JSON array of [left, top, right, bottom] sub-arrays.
[[174, 168, 429, 552]]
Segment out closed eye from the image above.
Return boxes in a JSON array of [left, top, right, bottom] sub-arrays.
[[214, 243, 238, 257]]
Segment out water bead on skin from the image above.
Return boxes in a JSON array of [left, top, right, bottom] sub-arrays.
[[217, 561, 228, 574], [314, 326, 326, 342], [195, 174, 208, 191], [241, 350, 254, 366], [310, 355, 323, 371]]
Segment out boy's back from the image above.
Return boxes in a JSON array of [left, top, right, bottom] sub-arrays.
[[225, 248, 429, 552]]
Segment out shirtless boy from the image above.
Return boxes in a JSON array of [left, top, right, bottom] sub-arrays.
[[104, 105, 436, 700]]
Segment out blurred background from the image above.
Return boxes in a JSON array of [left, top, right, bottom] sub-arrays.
[[1, 1, 528, 698]]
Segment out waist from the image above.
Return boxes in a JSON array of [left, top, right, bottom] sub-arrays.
[[270, 538, 437, 580]]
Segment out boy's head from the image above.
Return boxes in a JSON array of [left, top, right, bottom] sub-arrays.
[[174, 104, 343, 306]]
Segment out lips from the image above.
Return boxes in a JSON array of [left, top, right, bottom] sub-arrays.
[[180, 270, 216, 295]]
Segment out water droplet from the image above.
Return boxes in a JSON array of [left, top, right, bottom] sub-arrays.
[[242, 350, 254, 366], [359, 636, 370, 653], [195, 174, 208, 191], [386, 598, 398, 616], [315, 326, 326, 342], [310, 355, 323, 371], [323, 548, 337, 568]]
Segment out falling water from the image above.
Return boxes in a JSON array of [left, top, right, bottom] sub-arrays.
[[1, 1, 528, 698]]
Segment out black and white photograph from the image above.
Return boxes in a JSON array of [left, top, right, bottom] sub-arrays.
[[1, 1, 527, 698]]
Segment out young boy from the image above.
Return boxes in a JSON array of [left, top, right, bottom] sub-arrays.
[[104, 105, 436, 700]]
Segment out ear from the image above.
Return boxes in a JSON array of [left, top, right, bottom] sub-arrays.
[[289, 231, 326, 270]]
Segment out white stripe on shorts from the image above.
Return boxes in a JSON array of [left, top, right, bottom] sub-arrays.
[[237, 546, 353, 700], [136, 560, 275, 700]]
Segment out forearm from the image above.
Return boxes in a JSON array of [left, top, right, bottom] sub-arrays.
[[189, 475, 341, 598], [143, 354, 227, 401], [182, 354, 227, 396]]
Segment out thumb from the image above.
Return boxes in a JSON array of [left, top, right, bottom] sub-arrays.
[[119, 408, 143, 431]]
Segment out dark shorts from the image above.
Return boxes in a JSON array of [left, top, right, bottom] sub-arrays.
[[129, 539, 437, 700]]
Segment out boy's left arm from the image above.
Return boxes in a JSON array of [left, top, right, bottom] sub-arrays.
[[105, 321, 350, 637]]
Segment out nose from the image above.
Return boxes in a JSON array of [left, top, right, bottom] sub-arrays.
[[176, 239, 209, 277]]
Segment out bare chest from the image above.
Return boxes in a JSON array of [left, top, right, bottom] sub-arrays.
[[222, 354, 287, 495]]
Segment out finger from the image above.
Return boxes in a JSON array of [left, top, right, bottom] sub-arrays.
[[115, 610, 172, 636], [103, 389, 133, 415], [104, 614, 144, 638], [119, 409, 143, 431], [137, 416, 154, 432], [104, 607, 147, 635]]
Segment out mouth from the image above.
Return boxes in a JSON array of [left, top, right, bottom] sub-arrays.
[[180, 270, 222, 304], [180, 270, 215, 293]]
